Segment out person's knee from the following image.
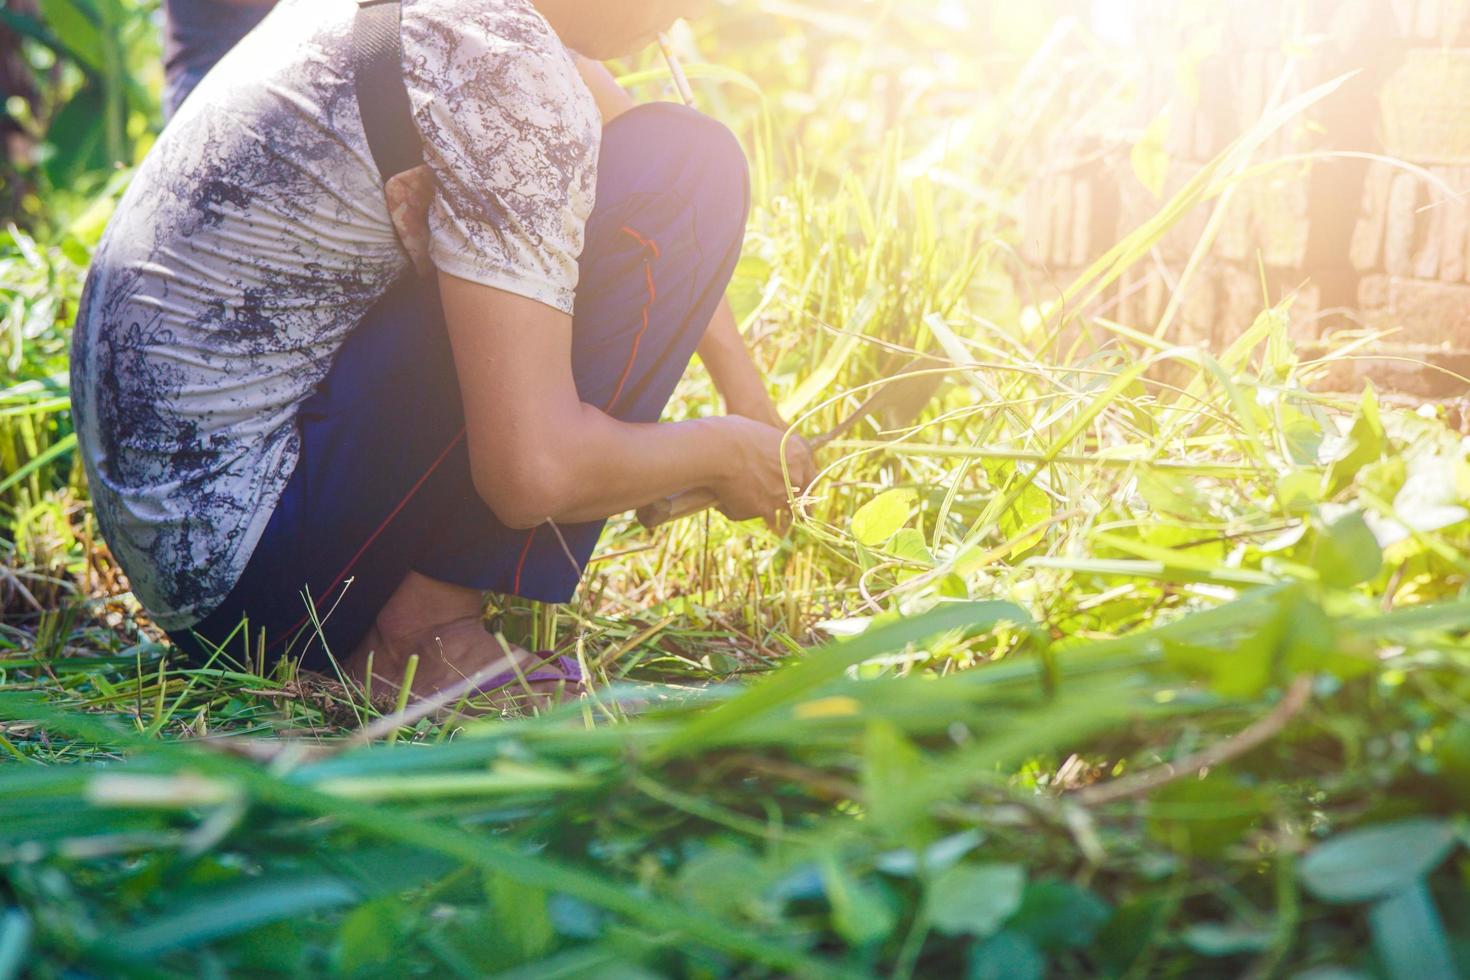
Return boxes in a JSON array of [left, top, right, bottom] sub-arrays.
[[600, 103, 750, 227], [662, 105, 750, 206]]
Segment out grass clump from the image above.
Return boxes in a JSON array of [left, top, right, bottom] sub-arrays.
[[5, 1, 1470, 977]]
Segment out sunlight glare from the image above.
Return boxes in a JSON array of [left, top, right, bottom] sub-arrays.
[[1091, 0, 1137, 46]]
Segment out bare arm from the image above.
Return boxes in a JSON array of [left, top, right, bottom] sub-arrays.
[[573, 54, 638, 124], [572, 55, 787, 430], [695, 300, 786, 428], [439, 274, 812, 529]]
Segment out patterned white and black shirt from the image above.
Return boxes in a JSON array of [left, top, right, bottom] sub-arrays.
[[71, 0, 601, 630]]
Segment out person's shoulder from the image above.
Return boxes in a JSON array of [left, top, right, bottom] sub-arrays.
[[402, 0, 599, 141], [402, 0, 567, 62]]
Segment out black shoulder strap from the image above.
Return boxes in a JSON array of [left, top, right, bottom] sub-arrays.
[[353, 0, 423, 182]]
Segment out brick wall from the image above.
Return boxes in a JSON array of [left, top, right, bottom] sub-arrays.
[[1021, 0, 1470, 394]]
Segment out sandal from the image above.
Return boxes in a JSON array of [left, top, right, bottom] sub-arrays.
[[471, 648, 584, 700]]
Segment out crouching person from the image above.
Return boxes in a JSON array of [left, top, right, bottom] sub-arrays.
[[70, 0, 815, 706]]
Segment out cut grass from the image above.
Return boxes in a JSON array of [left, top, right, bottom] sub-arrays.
[[4, 0, 1470, 976]]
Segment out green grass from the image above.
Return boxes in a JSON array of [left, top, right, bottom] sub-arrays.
[[4, 1, 1470, 976]]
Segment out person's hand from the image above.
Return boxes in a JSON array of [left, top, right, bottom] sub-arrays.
[[709, 416, 818, 531], [724, 391, 789, 433], [385, 165, 436, 277]]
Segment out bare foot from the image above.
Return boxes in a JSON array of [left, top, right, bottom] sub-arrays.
[[345, 571, 584, 715]]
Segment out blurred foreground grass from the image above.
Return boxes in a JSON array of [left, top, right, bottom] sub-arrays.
[[4, 1, 1470, 977]]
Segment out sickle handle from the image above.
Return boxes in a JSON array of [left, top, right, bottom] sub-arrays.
[[637, 429, 828, 530], [636, 488, 720, 529]]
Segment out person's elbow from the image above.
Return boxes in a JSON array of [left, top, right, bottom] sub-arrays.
[[472, 449, 573, 530]]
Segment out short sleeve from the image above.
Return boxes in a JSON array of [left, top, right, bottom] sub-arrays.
[[401, 0, 601, 314]]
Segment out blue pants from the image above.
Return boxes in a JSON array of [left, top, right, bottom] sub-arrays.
[[171, 104, 749, 671]]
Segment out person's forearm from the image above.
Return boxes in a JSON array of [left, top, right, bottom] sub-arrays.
[[698, 299, 783, 427], [541, 411, 740, 525]]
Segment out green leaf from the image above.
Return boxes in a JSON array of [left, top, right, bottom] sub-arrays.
[[968, 930, 1044, 980], [1299, 818, 1457, 904], [1095, 898, 1170, 976], [1433, 722, 1470, 806], [1276, 469, 1320, 515], [1146, 774, 1266, 858], [938, 573, 971, 598], [676, 848, 772, 922], [230, 920, 309, 975], [1138, 471, 1208, 519], [1282, 594, 1374, 680], [1280, 405, 1324, 464], [1002, 495, 1051, 557], [1310, 511, 1382, 590], [852, 488, 916, 546], [887, 527, 934, 565], [1162, 635, 1274, 700], [1323, 386, 1385, 497], [820, 861, 895, 947], [927, 863, 1026, 937], [333, 897, 399, 977], [0, 909, 33, 980], [1358, 456, 1407, 511], [1007, 880, 1111, 950], [1368, 881, 1458, 980], [1161, 592, 1287, 699], [489, 871, 556, 965], [37, 0, 104, 71], [727, 253, 772, 322], [862, 720, 928, 833], [547, 896, 604, 940], [1131, 112, 1171, 198], [1392, 453, 1469, 535], [39, 83, 110, 187]]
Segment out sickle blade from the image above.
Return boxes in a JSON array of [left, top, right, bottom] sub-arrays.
[[814, 356, 949, 448]]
